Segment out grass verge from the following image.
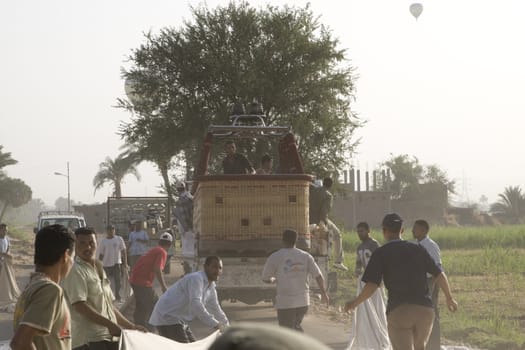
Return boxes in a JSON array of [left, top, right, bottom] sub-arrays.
[[335, 225, 525, 350]]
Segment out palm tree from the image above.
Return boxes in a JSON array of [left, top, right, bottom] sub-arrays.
[[0, 145, 17, 175], [490, 186, 525, 223], [93, 154, 141, 198]]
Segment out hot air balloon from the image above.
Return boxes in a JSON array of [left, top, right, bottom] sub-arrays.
[[124, 77, 142, 105], [409, 3, 423, 20]]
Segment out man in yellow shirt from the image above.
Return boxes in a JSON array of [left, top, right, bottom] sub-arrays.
[[62, 227, 146, 350]]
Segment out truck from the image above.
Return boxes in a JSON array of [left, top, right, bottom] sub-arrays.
[[34, 211, 87, 233], [105, 196, 171, 240], [187, 105, 335, 305], [106, 196, 175, 272]]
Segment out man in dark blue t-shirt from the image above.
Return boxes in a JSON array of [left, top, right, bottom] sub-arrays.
[[344, 213, 458, 350]]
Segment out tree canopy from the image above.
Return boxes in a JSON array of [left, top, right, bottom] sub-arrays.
[[0, 145, 32, 221], [0, 177, 32, 222], [380, 154, 455, 199], [119, 2, 360, 181]]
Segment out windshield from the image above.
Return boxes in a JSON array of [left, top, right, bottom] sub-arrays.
[[40, 218, 84, 230]]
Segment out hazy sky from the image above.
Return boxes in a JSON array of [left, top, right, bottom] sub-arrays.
[[1, 0, 524, 207]]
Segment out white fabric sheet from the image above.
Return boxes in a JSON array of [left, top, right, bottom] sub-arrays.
[[347, 279, 391, 350], [181, 229, 195, 257], [120, 329, 219, 350], [0, 259, 20, 310]]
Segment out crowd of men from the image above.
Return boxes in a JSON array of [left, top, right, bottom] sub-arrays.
[[4, 142, 458, 349], [8, 224, 229, 350], [6, 210, 456, 350]]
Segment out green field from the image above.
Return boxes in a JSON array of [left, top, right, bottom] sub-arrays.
[[336, 225, 525, 350]]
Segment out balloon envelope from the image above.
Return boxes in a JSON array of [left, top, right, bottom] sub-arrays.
[[124, 77, 142, 105], [409, 3, 423, 20]]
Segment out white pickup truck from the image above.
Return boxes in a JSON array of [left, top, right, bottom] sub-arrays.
[[33, 211, 87, 233]]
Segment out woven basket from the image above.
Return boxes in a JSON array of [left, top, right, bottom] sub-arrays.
[[194, 175, 312, 255]]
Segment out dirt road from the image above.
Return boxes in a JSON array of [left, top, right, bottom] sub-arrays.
[[181, 299, 350, 349]]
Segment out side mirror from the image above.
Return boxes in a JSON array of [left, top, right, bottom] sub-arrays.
[[33, 227, 38, 234]]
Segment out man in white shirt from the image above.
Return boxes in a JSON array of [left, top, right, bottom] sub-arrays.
[[128, 221, 149, 267], [98, 224, 128, 302], [0, 223, 12, 277], [173, 181, 195, 274], [149, 256, 229, 343], [262, 229, 329, 332], [412, 219, 442, 350], [0, 223, 11, 261]]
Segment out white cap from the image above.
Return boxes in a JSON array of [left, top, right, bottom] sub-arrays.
[[159, 232, 173, 242], [176, 181, 185, 189]]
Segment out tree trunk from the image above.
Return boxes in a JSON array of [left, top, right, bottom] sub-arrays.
[[115, 180, 122, 198], [184, 150, 192, 181], [158, 161, 172, 229], [0, 202, 9, 223]]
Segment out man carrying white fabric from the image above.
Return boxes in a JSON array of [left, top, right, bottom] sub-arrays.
[[149, 256, 229, 343], [348, 222, 391, 350]]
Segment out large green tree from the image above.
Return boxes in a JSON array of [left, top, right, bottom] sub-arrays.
[[93, 154, 141, 198], [0, 177, 32, 222], [118, 2, 359, 179], [382, 154, 424, 197], [380, 154, 455, 199]]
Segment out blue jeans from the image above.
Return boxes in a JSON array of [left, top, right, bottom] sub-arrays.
[[131, 284, 157, 329], [103, 264, 121, 300]]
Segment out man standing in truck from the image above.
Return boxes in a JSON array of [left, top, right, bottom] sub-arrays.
[[309, 177, 348, 271], [255, 154, 273, 175], [262, 229, 329, 332], [222, 140, 255, 175]]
